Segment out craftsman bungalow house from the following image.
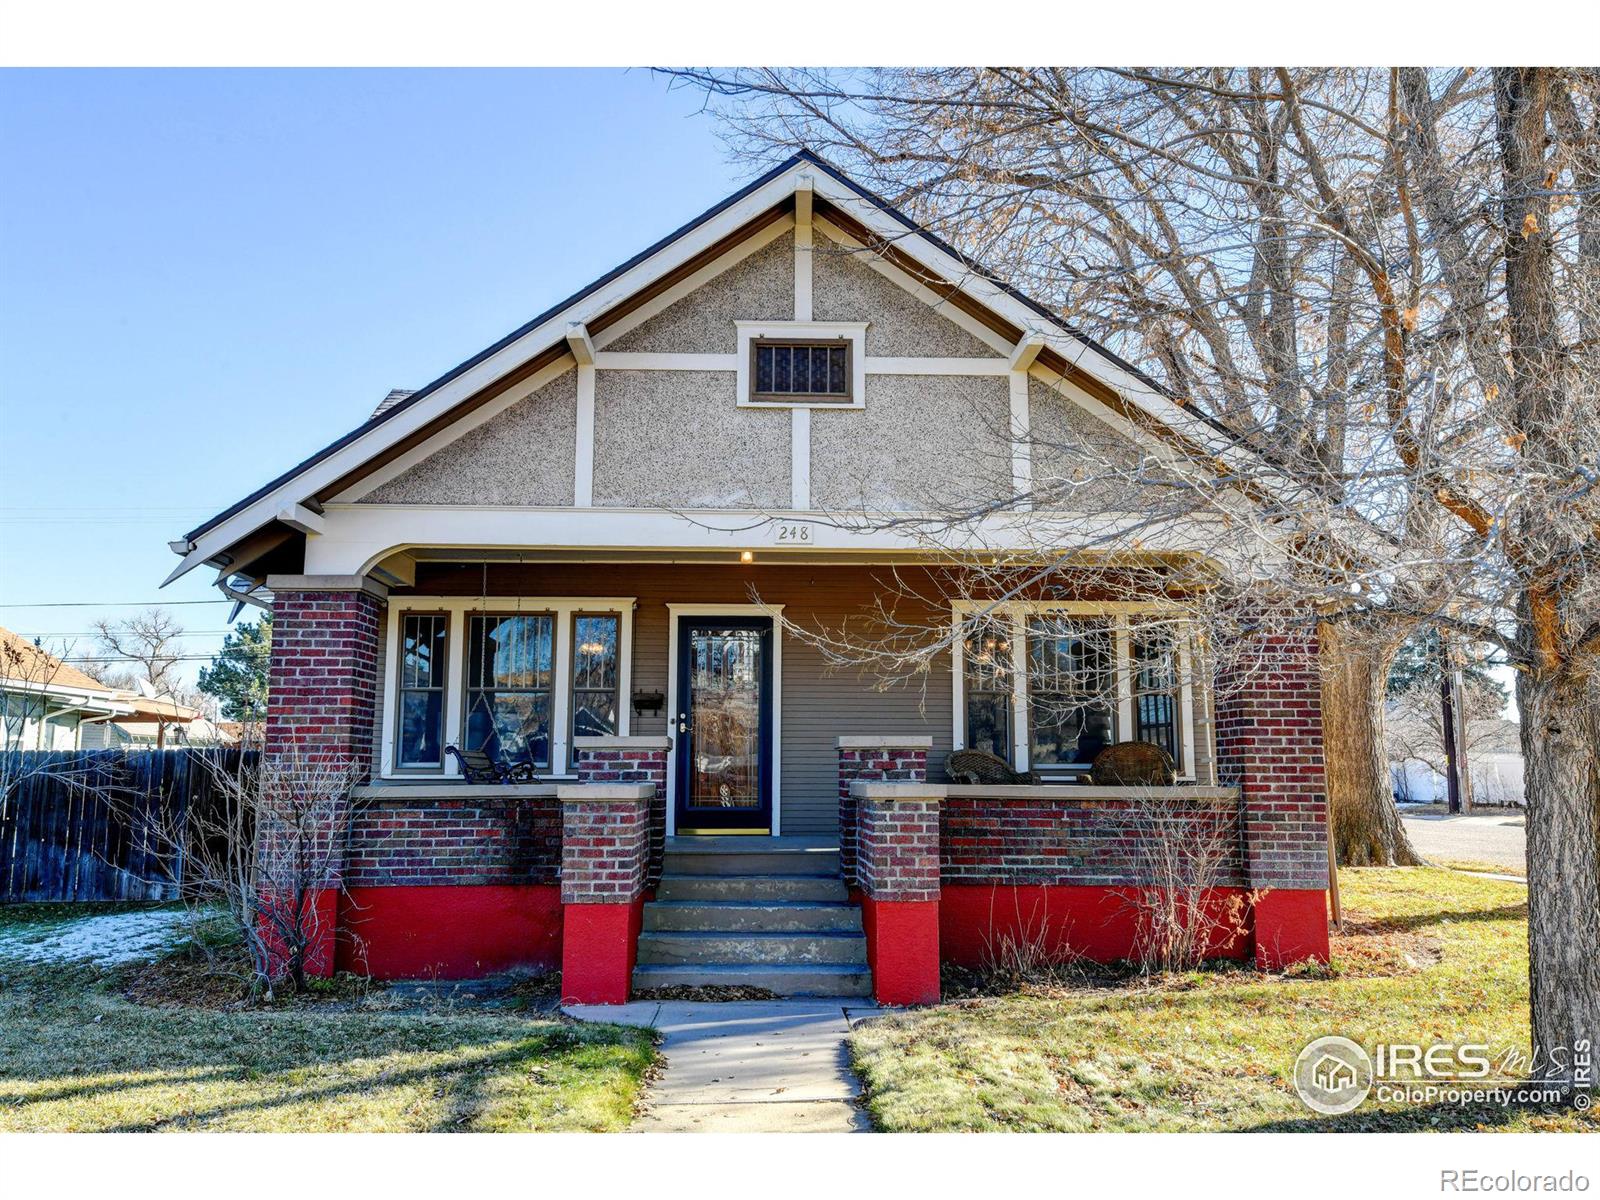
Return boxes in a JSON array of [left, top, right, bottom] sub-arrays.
[[165, 152, 1330, 1004]]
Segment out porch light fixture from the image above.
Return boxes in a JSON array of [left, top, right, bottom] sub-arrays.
[[740, 550, 754, 563]]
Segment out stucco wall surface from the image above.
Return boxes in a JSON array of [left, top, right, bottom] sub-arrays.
[[362, 370, 578, 506]]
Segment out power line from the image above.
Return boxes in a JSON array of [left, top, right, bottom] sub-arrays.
[[0, 600, 236, 609]]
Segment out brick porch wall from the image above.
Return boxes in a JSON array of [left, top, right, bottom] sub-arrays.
[[345, 794, 561, 887], [573, 736, 668, 887], [559, 784, 652, 1003], [261, 575, 389, 979], [941, 790, 1245, 886], [1213, 626, 1331, 966], [837, 737, 931, 886]]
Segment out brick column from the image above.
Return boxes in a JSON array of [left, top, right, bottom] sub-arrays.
[[1214, 627, 1330, 969], [837, 736, 931, 887], [558, 783, 650, 1004], [573, 736, 669, 887], [852, 781, 942, 1005], [262, 574, 387, 980]]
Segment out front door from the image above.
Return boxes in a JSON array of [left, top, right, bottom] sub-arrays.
[[674, 616, 773, 834]]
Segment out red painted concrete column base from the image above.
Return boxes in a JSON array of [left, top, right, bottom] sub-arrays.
[[862, 896, 940, 1005], [1253, 889, 1330, 969], [560, 900, 643, 1004], [259, 887, 339, 981]]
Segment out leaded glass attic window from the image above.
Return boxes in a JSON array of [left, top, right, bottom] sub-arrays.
[[750, 339, 851, 402]]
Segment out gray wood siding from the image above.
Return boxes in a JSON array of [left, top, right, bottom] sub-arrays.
[[400, 563, 954, 837]]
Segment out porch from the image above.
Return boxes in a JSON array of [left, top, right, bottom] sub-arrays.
[[263, 561, 1331, 1004]]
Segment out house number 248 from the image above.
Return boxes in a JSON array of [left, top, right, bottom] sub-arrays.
[[773, 523, 813, 543]]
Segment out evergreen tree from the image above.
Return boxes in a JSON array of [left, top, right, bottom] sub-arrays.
[[1386, 630, 1507, 703], [198, 616, 271, 721]]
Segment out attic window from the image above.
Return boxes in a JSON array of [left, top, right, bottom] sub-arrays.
[[751, 339, 851, 402]]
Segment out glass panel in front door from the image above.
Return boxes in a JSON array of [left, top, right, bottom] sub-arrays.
[[687, 627, 762, 810]]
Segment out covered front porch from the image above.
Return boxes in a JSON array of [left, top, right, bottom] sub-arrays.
[[262, 555, 1330, 1004]]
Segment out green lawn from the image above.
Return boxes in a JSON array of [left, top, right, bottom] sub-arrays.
[[0, 905, 656, 1133], [849, 868, 1596, 1132]]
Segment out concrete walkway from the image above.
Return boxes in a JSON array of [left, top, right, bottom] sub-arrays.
[[564, 999, 880, 1132]]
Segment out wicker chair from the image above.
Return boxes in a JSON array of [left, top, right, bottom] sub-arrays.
[[1089, 741, 1176, 787], [945, 748, 1041, 786], [446, 745, 537, 785]]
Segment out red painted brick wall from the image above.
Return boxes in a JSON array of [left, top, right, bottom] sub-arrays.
[[1213, 628, 1329, 891], [345, 795, 561, 887], [560, 797, 649, 904], [838, 745, 928, 886]]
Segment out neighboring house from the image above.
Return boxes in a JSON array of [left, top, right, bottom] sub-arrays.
[[1391, 717, 1525, 807], [0, 625, 134, 751], [78, 693, 239, 749], [164, 153, 1331, 1003]]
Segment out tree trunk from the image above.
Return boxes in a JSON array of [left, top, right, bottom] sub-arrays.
[[1497, 67, 1600, 1099], [1517, 670, 1600, 1092], [1320, 621, 1423, 866]]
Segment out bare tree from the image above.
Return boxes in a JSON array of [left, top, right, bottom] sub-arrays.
[[1386, 678, 1510, 797], [673, 65, 1599, 1097], [92, 608, 185, 695]]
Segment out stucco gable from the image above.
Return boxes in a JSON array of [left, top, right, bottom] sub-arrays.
[[1029, 377, 1178, 507], [361, 368, 578, 505], [812, 230, 998, 358], [605, 230, 795, 354]]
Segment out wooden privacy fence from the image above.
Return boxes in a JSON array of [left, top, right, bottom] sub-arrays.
[[0, 749, 257, 903]]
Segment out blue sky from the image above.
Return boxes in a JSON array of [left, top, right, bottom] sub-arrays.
[[0, 69, 742, 681]]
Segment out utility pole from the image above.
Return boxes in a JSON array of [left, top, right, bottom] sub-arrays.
[[1438, 639, 1466, 813]]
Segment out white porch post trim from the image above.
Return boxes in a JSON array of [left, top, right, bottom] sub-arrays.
[[574, 361, 596, 507]]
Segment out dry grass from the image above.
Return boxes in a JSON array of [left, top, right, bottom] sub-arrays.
[[849, 869, 1597, 1132], [0, 904, 656, 1132]]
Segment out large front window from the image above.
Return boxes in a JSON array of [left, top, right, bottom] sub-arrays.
[[1027, 617, 1116, 767], [465, 613, 554, 768], [397, 613, 448, 767], [957, 605, 1198, 778], [384, 597, 634, 777]]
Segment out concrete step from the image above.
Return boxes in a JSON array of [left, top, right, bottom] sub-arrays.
[[636, 930, 868, 966], [643, 900, 863, 934], [663, 848, 841, 877], [631, 962, 873, 998], [655, 874, 849, 904]]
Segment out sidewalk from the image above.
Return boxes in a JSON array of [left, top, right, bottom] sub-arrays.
[[564, 998, 883, 1132]]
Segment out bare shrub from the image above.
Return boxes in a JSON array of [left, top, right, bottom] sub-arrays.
[[136, 745, 363, 998], [978, 886, 1082, 989], [1124, 789, 1253, 975]]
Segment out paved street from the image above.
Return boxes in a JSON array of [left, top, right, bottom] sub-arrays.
[[1402, 812, 1527, 874]]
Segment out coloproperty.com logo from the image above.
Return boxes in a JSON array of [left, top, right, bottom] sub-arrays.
[[1292, 1035, 1594, 1115]]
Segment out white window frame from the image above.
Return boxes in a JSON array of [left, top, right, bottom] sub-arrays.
[[950, 600, 1200, 783], [380, 596, 635, 780], [735, 321, 868, 409]]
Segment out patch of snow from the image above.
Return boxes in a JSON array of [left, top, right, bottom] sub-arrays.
[[0, 908, 191, 966]]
